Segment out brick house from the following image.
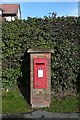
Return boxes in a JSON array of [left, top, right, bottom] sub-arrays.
[[0, 4, 21, 21]]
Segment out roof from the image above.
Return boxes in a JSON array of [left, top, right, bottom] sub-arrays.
[[0, 8, 3, 11], [0, 4, 20, 14]]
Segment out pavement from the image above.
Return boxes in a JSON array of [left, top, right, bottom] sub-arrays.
[[1, 110, 80, 120]]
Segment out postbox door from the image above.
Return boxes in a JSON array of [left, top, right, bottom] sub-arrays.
[[34, 58, 47, 89]]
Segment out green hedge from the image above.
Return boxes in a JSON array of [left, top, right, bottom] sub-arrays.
[[2, 16, 80, 94]]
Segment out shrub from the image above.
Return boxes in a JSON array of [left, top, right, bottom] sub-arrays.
[[2, 16, 80, 94]]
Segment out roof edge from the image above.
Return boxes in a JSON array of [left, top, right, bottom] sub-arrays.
[[27, 49, 54, 53]]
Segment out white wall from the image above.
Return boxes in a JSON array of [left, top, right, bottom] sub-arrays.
[[4, 16, 15, 21], [17, 8, 21, 19], [0, 10, 2, 16]]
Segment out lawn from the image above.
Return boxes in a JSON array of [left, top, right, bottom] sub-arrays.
[[2, 86, 80, 114]]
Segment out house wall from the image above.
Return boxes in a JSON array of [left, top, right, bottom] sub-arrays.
[[17, 8, 21, 19], [0, 10, 2, 16], [4, 16, 15, 21]]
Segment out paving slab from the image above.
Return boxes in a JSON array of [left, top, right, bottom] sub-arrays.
[[2, 110, 80, 120]]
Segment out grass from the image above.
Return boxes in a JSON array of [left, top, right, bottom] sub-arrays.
[[44, 96, 79, 112], [2, 87, 31, 114], [2, 86, 80, 114]]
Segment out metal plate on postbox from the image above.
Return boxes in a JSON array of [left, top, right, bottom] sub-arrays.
[[38, 69, 43, 77]]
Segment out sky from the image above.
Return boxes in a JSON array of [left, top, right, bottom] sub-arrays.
[[1, 1, 79, 19]]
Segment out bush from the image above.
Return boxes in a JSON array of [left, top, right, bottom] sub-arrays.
[[2, 16, 80, 94]]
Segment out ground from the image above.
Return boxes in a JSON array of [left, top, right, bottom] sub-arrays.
[[2, 86, 80, 114]]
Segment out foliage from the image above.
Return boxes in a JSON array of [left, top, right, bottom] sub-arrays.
[[2, 88, 79, 113], [2, 16, 80, 94]]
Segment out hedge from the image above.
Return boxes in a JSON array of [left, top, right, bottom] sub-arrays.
[[2, 16, 80, 95]]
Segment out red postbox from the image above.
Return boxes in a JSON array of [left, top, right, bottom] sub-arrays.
[[34, 58, 47, 89]]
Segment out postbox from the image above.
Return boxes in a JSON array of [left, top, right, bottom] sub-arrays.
[[27, 49, 54, 108], [34, 58, 47, 89]]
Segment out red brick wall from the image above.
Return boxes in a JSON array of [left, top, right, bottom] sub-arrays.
[[30, 53, 51, 108]]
